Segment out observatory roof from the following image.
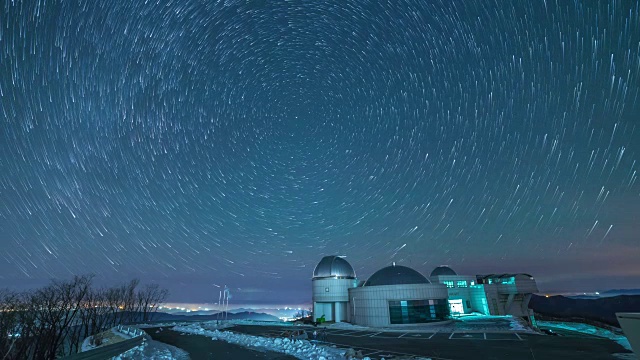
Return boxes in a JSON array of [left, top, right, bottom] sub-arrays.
[[430, 265, 457, 277], [313, 256, 356, 279], [364, 265, 430, 286]]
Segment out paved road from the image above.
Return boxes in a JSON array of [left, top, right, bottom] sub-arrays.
[[229, 324, 632, 360], [63, 336, 144, 360], [144, 327, 298, 360]]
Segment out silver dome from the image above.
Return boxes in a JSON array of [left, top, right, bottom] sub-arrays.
[[313, 256, 356, 279], [364, 265, 430, 286], [430, 266, 457, 277]]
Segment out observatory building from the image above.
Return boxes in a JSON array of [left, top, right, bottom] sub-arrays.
[[348, 264, 449, 327], [311, 256, 539, 327], [429, 265, 538, 321], [312, 255, 358, 322]]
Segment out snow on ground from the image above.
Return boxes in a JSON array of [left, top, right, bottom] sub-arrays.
[[326, 314, 536, 334], [174, 323, 412, 360], [137, 322, 185, 329], [230, 319, 295, 326], [81, 327, 145, 352], [506, 317, 530, 332], [113, 327, 134, 339], [455, 314, 537, 333], [114, 325, 145, 338], [80, 336, 101, 352], [538, 321, 632, 351], [612, 353, 637, 360], [326, 322, 369, 330], [113, 338, 190, 360]]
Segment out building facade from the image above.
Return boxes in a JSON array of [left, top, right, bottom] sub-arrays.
[[312, 255, 358, 322], [429, 266, 538, 324], [348, 265, 449, 327], [311, 256, 539, 327], [617, 313, 640, 355]]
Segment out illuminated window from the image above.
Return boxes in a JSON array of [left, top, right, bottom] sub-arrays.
[[456, 280, 468, 288], [389, 299, 449, 324], [470, 281, 475, 286], [443, 280, 454, 288]]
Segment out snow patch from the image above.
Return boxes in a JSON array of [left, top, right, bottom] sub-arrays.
[[112, 338, 190, 360], [174, 323, 364, 360], [137, 322, 184, 329], [538, 321, 632, 351], [80, 336, 99, 352], [507, 317, 529, 332], [326, 322, 369, 330], [230, 319, 295, 327]]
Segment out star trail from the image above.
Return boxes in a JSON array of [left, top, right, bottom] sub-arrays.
[[1, 0, 639, 304]]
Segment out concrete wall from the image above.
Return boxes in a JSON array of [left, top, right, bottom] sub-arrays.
[[312, 278, 357, 322], [495, 278, 538, 295], [348, 283, 448, 327], [482, 284, 502, 315], [312, 278, 357, 302], [470, 286, 490, 314], [617, 313, 640, 355], [335, 301, 348, 322]]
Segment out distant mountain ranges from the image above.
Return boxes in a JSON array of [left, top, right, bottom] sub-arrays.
[[160, 307, 303, 318], [147, 311, 280, 323], [566, 288, 640, 299], [529, 292, 640, 326]]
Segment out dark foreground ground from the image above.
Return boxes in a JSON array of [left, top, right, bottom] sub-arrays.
[[144, 327, 298, 360], [229, 324, 632, 360]]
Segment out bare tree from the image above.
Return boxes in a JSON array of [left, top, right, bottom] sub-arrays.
[[121, 279, 139, 324], [105, 285, 124, 328], [136, 284, 169, 323], [25, 275, 93, 358], [69, 284, 112, 354], [1, 276, 168, 359], [0, 289, 21, 359]]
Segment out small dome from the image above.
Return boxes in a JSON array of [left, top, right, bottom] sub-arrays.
[[364, 265, 430, 286], [313, 256, 356, 279], [430, 266, 457, 277]]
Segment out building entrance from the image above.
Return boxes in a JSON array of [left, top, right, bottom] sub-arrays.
[[448, 299, 464, 315]]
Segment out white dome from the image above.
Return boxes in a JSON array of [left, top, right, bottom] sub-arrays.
[[313, 256, 356, 279]]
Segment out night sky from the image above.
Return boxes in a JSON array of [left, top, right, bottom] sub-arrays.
[[1, 0, 639, 306]]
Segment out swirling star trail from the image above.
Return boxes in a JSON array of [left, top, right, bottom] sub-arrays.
[[1, 0, 639, 303]]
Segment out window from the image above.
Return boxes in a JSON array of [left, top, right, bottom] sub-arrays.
[[456, 280, 468, 288], [325, 287, 329, 292], [470, 281, 475, 286], [389, 299, 449, 324], [502, 277, 515, 285], [443, 280, 454, 288]]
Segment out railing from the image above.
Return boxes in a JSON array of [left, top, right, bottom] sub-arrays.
[[62, 331, 145, 360], [115, 324, 145, 338]]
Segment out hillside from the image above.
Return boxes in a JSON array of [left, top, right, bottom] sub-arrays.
[[146, 311, 280, 323], [529, 294, 640, 326]]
